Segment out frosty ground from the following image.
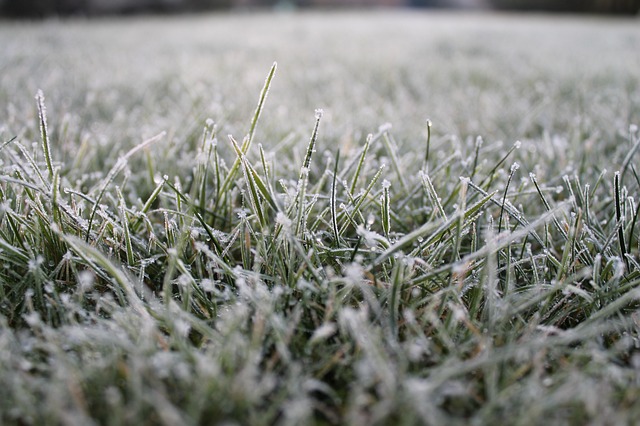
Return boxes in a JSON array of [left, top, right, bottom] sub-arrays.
[[1, 10, 640, 425]]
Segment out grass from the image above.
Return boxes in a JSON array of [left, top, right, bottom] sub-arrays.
[[1, 10, 640, 425]]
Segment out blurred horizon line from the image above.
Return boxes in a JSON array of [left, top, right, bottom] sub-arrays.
[[1, 0, 639, 17]]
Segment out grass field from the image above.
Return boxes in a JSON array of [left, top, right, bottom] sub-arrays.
[[1, 10, 640, 425]]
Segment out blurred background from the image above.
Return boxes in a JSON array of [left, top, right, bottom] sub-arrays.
[[1, 0, 639, 17]]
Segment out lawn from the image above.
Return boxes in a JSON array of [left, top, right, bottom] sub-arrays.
[[1, 10, 640, 425]]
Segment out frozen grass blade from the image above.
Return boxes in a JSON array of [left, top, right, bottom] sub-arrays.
[[13, 142, 49, 192], [0, 136, 17, 152], [36, 90, 54, 179], [290, 109, 323, 238], [60, 233, 149, 315], [467, 179, 545, 247], [116, 186, 135, 267], [620, 125, 640, 185], [301, 109, 323, 178], [389, 260, 404, 338], [423, 119, 432, 170], [246, 62, 277, 152], [258, 143, 278, 204], [529, 172, 569, 242], [382, 131, 408, 192], [470, 136, 483, 179], [627, 168, 640, 254], [331, 150, 340, 247], [50, 167, 62, 231], [85, 132, 165, 242], [339, 164, 385, 235], [614, 171, 629, 271], [132, 175, 167, 232], [371, 190, 496, 268], [217, 62, 277, 198], [197, 124, 215, 214], [479, 140, 521, 189], [450, 177, 468, 264], [420, 172, 447, 220], [229, 135, 266, 227], [497, 162, 518, 234], [349, 133, 371, 195], [381, 179, 391, 240]]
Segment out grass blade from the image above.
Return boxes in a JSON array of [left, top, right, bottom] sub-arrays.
[[614, 171, 629, 271], [36, 90, 54, 179], [331, 150, 341, 247]]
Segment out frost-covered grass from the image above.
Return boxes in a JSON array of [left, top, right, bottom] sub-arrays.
[[1, 10, 640, 425]]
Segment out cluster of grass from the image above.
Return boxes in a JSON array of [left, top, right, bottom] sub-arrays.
[[2, 11, 640, 425]]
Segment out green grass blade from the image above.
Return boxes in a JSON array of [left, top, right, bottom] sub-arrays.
[[116, 186, 135, 267], [217, 62, 277, 198], [36, 90, 54, 179], [614, 171, 629, 271], [331, 150, 341, 247]]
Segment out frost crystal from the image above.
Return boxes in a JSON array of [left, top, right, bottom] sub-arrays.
[[175, 319, 191, 337], [344, 262, 364, 282], [310, 323, 337, 343], [201, 279, 215, 292], [78, 270, 95, 291], [378, 123, 392, 133], [28, 255, 44, 272], [276, 211, 292, 229]]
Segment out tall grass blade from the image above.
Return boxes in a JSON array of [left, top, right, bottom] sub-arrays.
[[116, 186, 135, 267], [381, 179, 391, 239], [246, 62, 277, 152], [497, 162, 518, 234], [423, 119, 432, 170], [218, 62, 277, 197], [382, 131, 407, 192], [614, 171, 629, 271], [301, 109, 323, 178], [35, 90, 54, 179], [349, 134, 371, 195], [331, 150, 340, 247]]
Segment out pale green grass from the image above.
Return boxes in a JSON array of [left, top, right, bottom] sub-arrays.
[[1, 10, 640, 425]]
